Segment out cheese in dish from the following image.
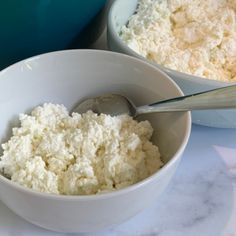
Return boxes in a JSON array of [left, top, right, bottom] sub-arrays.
[[0, 103, 163, 195], [120, 0, 236, 82]]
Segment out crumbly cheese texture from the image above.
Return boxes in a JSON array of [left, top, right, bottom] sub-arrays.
[[120, 0, 236, 82], [0, 103, 162, 195]]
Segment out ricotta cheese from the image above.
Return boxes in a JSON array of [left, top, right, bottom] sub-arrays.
[[0, 103, 162, 195], [120, 0, 236, 82]]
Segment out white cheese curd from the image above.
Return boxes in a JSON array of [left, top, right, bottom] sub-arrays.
[[0, 103, 162, 195], [120, 0, 236, 82]]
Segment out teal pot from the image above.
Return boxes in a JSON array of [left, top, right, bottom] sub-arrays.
[[0, 0, 106, 70]]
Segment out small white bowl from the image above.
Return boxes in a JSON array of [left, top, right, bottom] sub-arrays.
[[107, 0, 236, 128], [0, 50, 191, 233]]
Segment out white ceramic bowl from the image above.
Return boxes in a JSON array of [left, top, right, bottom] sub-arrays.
[[0, 50, 191, 233], [107, 0, 236, 128]]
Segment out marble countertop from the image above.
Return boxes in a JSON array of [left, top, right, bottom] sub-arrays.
[[1, 34, 236, 236], [1, 125, 236, 236]]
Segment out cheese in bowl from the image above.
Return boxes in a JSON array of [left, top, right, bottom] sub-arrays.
[[120, 0, 236, 82], [0, 103, 163, 195]]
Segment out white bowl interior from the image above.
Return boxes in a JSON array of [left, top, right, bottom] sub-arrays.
[[0, 50, 189, 165]]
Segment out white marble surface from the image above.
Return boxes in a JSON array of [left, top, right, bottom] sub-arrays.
[[1, 124, 236, 236]]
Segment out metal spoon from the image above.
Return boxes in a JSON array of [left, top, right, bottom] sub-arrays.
[[72, 85, 236, 117]]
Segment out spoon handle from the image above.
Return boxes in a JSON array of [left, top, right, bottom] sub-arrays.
[[136, 85, 236, 114]]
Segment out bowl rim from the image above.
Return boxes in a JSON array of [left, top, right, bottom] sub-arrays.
[[107, 0, 235, 87], [0, 49, 191, 201]]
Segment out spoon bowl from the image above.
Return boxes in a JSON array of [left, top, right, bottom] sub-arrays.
[[73, 94, 136, 116]]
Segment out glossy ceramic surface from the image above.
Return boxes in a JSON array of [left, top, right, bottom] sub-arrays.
[[107, 0, 236, 128], [0, 50, 190, 233]]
